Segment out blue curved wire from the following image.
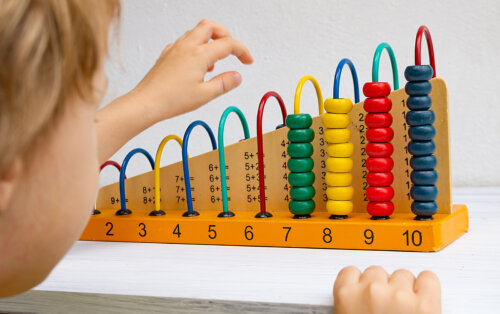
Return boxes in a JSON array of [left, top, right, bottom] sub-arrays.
[[333, 58, 360, 103], [218, 107, 251, 214], [182, 120, 218, 214], [119, 148, 155, 211]]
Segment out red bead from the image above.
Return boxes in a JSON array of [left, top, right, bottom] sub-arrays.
[[366, 128, 394, 142], [363, 82, 391, 97], [366, 187, 394, 202], [366, 143, 393, 157], [363, 98, 392, 113], [366, 172, 394, 186], [366, 157, 394, 172], [367, 201, 394, 216], [365, 113, 392, 128]]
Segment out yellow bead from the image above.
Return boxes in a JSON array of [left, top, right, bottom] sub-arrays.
[[326, 158, 353, 172], [327, 143, 354, 157], [324, 98, 353, 114], [326, 186, 353, 200], [325, 172, 352, 186], [326, 200, 353, 215], [321, 113, 349, 129], [324, 129, 350, 143]]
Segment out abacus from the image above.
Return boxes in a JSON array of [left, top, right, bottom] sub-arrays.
[[82, 26, 468, 252]]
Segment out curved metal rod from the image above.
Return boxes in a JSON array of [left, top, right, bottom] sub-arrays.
[[372, 42, 399, 90], [294, 75, 324, 114], [94, 160, 123, 214], [333, 58, 360, 103], [415, 25, 436, 77]]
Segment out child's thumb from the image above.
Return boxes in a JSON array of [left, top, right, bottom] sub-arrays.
[[205, 71, 242, 99]]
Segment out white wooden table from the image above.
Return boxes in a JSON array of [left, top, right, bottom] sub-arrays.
[[33, 187, 500, 313]]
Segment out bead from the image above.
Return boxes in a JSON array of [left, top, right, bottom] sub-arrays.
[[366, 157, 394, 172], [326, 143, 354, 157], [325, 172, 352, 186], [321, 113, 350, 128], [285, 114, 312, 129], [410, 156, 437, 170], [289, 171, 315, 186], [289, 200, 315, 215], [411, 170, 438, 185], [324, 98, 353, 113], [326, 200, 353, 215], [409, 125, 436, 141], [287, 143, 313, 158], [411, 201, 438, 216], [411, 186, 438, 201], [363, 98, 392, 113], [287, 158, 314, 173], [287, 128, 315, 143], [290, 186, 316, 200], [367, 187, 394, 202], [366, 128, 394, 142], [367, 201, 394, 217], [408, 141, 436, 156], [363, 82, 391, 98], [405, 81, 432, 96], [407, 96, 432, 110], [404, 65, 433, 81], [326, 158, 353, 172], [365, 113, 392, 128], [366, 172, 394, 186], [324, 129, 351, 143], [406, 110, 435, 126], [326, 186, 354, 200], [366, 143, 393, 157]]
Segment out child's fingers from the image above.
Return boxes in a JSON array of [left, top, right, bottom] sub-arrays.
[[203, 71, 242, 99], [414, 270, 440, 297], [389, 269, 416, 291], [334, 266, 361, 289], [205, 37, 253, 65], [359, 266, 389, 284], [190, 19, 231, 44]]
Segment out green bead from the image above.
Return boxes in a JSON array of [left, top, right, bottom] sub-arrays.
[[286, 114, 312, 129], [290, 186, 315, 200], [288, 158, 314, 172], [287, 143, 313, 158], [289, 200, 315, 215], [287, 128, 315, 143], [289, 171, 315, 186]]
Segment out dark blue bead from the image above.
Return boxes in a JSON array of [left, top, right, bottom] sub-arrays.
[[405, 81, 432, 96], [407, 96, 432, 110], [409, 125, 436, 141], [411, 170, 438, 185], [411, 186, 438, 201], [408, 141, 436, 156], [406, 110, 435, 126], [405, 65, 433, 81], [410, 156, 437, 170], [411, 201, 438, 216]]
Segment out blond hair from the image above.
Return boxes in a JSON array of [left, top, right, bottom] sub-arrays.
[[0, 0, 120, 175]]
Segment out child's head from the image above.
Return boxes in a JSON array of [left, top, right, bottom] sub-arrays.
[[0, 0, 120, 296]]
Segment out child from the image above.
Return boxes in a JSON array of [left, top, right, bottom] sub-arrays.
[[0, 1, 440, 312]]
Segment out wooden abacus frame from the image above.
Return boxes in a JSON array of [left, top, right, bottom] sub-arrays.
[[81, 78, 468, 252]]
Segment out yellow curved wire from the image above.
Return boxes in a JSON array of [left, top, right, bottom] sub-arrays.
[[294, 75, 324, 115], [154, 134, 183, 212]]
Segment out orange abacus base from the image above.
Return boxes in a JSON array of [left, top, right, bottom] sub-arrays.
[[80, 204, 468, 252]]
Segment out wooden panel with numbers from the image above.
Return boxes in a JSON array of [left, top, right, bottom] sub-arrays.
[[84, 78, 466, 251]]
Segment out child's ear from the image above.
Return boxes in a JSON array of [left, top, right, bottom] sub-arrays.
[[0, 158, 22, 213]]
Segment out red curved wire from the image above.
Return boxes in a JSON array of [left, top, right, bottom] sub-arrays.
[[100, 160, 125, 178], [257, 91, 288, 214], [415, 25, 436, 77]]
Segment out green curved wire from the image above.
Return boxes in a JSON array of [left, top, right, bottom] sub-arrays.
[[372, 42, 399, 90], [218, 106, 251, 213]]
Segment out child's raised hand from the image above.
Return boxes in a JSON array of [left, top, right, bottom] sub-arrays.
[[333, 266, 441, 314], [132, 19, 253, 121]]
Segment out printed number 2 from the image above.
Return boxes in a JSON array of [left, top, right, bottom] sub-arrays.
[[105, 222, 114, 236]]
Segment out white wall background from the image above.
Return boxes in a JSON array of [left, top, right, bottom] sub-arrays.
[[100, 0, 500, 189]]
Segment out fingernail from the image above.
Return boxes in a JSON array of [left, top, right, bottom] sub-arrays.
[[233, 72, 242, 86]]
